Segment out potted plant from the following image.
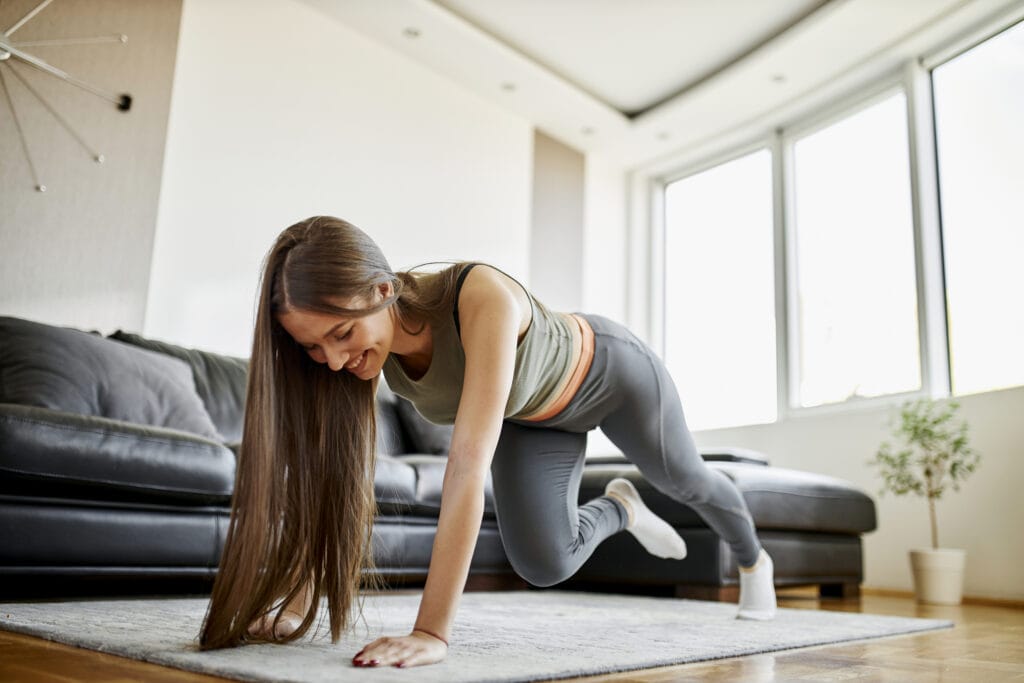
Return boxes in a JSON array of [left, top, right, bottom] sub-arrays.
[[870, 397, 981, 605]]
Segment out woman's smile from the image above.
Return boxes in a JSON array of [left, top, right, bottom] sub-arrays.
[[346, 349, 369, 375], [346, 350, 365, 371]]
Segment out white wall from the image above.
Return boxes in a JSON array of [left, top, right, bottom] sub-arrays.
[[530, 131, 584, 312], [146, 0, 532, 356], [582, 152, 628, 324], [693, 387, 1024, 601]]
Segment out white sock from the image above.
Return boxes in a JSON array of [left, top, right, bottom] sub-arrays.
[[737, 549, 777, 620], [604, 478, 687, 560]]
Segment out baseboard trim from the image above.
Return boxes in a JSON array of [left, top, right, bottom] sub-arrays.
[[861, 586, 1024, 609]]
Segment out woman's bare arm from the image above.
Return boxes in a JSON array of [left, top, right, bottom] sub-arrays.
[[354, 267, 522, 667]]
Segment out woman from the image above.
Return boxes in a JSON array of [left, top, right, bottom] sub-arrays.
[[198, 216, 776, 667]]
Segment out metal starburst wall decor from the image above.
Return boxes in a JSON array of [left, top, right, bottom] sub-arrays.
[[0, 0, 132, 192]]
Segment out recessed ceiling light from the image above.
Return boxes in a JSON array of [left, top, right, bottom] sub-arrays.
[[771, 74, 786, 84], [403, 27, 421, 39], [500, 82, 517, 92], [656, 131, 671, 141], [581, 127, 595, 136]]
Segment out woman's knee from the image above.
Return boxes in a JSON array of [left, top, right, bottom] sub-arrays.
[[505, 545, 574, 588]]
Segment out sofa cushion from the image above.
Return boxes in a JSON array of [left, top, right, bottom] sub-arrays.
[[374, 453, 418, 510], [108, 330, 248, 443], [0, 317, 221, 441], [579, 460, 876, 535], [394, 454, 496, 519], [374, 453, 496, 519], [393, 397, 453, 455], [375, 381, 409, 456], [0, 404, 235, 503], [0, 498, 230, 568]]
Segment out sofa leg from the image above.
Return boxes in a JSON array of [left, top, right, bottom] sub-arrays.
[[819, 582, 861, 599], [464, 573, 529, 592], [674, 584, 739, 602]]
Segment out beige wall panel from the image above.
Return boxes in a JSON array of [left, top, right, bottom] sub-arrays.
[[531, 130, 584, 312], [0, 0, 182, 332]]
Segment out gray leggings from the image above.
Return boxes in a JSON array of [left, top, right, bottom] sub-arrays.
[[490, 313, 762, 587]]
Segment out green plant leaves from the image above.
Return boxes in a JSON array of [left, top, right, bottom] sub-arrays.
[[868, 398, 980, 501]]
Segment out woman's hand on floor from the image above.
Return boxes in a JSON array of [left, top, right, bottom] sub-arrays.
[[246, 611, 302, 640], [353, 630, 448, 668]]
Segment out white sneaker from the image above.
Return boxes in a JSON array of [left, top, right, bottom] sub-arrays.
[[604, 478, 687, 560], [737, 549, 777, 620]]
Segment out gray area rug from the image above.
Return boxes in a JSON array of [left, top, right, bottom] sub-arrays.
[[0, 590, 952, 682]]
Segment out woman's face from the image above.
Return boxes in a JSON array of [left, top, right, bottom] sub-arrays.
[[276, 283, 394, 380]]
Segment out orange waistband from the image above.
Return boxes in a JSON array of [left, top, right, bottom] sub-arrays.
[[520, 313, 595, 422]]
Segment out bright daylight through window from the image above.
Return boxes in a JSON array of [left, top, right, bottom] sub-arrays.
[[932, 20, 1024, 396], [660, 17, 1024, 429], [791, 92, 921, 408], [664, 149, 777, 431]]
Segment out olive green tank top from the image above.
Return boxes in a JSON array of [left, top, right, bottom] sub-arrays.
[[382, 263, 576, 425]]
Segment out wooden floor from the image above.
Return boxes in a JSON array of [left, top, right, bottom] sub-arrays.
[[1, 587, 1022, 682]]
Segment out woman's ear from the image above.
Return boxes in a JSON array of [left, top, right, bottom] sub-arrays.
[[377, 280, 394, 301]]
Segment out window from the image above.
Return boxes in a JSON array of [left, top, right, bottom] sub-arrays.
[[663, 149, 777, 431], [932, 20, 1024, 396], [656, 16, 1024, 428], [789, 92, 921, 408]]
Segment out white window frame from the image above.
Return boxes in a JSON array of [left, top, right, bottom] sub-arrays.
[[779, 73, 941, 419], [657, 138, 775, 367], [656, 140, 779, 429], [922, 11, 1024, 398], [645, 7, 1024, 429]]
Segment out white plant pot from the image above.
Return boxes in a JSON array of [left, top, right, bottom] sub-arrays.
[[909, 548, 966, 605]]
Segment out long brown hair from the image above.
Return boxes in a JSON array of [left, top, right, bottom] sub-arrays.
[[198, 216, 467, 649]]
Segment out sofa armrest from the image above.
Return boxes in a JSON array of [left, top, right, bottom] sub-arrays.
[[698, 447, 770, 465], [0, 403, 235, 502], [586, 446, 769, 467]]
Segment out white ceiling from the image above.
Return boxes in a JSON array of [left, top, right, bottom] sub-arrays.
[[432, 0, 828, 116], [301, 0, 1023, 168]]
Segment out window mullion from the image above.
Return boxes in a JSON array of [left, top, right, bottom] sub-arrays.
[[772, 130, 792, 420], [780, 133, 802, 418], [626, 171, 656, 351], [650, 176, 666, 357], [905, 59, 952, 398]]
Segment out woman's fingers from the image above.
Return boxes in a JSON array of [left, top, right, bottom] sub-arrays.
[[352, 633, 447, 668], [394, 647, 434, 668], [353, 639, 400, 666]]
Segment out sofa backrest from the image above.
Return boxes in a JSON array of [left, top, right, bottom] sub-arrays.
[[375, 380, 407, 455], [1, 315, 455, 455], [0, 316, 222, 441], [376, 379, 453, 456], [111, 330, 455, 456], [109, 330, 248, 443]]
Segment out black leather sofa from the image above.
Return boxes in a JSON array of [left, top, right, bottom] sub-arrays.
[[0, 315, 876, 600]]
